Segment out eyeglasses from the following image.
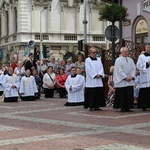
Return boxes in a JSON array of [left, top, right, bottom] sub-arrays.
[[92, 52, 97, 54]]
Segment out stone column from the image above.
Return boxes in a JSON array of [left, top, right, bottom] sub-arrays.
[[1, 9, 7, 37], [9, 5, 15, 35], [17, 0, 28, 32]]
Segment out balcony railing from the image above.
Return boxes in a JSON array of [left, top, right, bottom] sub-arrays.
[[64, 35, 77, 41]]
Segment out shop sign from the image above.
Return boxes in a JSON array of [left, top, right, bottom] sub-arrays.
[[136, 19, 148, 34], [123, 19, 131, 26], [142, 0, 150, 13]]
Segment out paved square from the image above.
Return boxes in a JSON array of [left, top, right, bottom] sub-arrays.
[[0, 95, 149, 150]]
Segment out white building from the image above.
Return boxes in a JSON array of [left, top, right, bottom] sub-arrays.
[[0, 0, 110, 65]]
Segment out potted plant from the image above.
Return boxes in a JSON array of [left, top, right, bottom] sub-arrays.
[[98, 3, 129, 22]]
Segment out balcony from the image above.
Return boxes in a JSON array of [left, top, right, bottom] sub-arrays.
[[60, 0, 80, 7]]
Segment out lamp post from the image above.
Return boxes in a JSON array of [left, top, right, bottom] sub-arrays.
[[83, 0, 88, 44], [118, 0, 122, 47], [111, 0, 115, 65], [82, 0, 88, 58], [40, 7, 48, 63]]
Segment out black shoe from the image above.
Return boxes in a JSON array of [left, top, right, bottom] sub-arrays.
[[125, 109, 133, 112], [89, 108, 93, 111], [143, 108, 147, 111], [120, 109, 125, 112], [94, 108, 102, 111]]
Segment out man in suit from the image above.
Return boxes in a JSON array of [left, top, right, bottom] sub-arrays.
[[24, 53, 35, 71]]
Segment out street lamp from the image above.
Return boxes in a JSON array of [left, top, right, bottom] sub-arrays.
[[111, 0, 115, 65], [82, 0, 88, 58], [40, 6, 48, 63], [83, 0, 88, 44]]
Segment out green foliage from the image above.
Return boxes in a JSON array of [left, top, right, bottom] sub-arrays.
[[98, 3, 129, 22]]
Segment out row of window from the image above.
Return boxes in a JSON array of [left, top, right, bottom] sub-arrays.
[[4, 35, 105, 43], [35, 35, 106, 41]]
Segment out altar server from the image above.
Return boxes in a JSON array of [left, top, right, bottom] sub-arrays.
[[3, 67, 20, 102], [0, 71, 4, 96], [113, 47, 136, 112], [19, 69, 38, 101], [137, 43, 150, 111], [84, 47, 106, 111], [64, 67, 85, 106]]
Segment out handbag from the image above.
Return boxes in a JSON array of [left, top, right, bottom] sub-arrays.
[[47, 73, 56, 89], [0, 90, 6, 103]]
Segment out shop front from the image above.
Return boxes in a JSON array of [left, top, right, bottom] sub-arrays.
[[122, 0, 150, 46]]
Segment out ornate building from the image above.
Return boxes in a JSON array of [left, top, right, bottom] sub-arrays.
[[122, 0, 150, 46], [0, 0, 110, 65]]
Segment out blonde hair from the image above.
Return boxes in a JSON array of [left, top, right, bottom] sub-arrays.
[[17, 61, 23, 65]]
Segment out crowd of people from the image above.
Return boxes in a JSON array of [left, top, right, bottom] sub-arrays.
[[0, 52, 86, 104], [0, 45, 150, 112]]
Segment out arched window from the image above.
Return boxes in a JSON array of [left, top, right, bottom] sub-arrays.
[[135, 18, 148, 46]]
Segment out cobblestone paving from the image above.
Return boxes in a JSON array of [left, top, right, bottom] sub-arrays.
[[0, 95, 149, 150]]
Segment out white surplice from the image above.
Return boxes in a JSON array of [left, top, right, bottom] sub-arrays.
[[3, 74, 20, 98], [113, 56, 136, 88], [19, 76, 38, 97], [85, 57, 104, 88], [14, 67, 25, 75], [14, 67, 25, 80], [136, 54, 150, 88], [0, 73, 4, 92], [65, 74, 85, 103]]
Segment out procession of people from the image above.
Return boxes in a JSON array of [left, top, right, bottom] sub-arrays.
[[0, 45, 150, 113]]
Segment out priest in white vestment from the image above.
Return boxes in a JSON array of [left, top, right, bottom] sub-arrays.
[[136, 43, 150, 111], [19, 69, 38, 101], [113, 47, 136, 112], [65, 67, 85, 106], [3, 67, 20, 102], [84, 47, 106, 111]]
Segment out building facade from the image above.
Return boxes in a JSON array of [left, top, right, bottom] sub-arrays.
[[122, 0, 150, 46], [0, 0, 111, 65]]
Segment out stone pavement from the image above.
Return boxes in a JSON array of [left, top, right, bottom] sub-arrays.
[[0, 94, 149, 150]]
